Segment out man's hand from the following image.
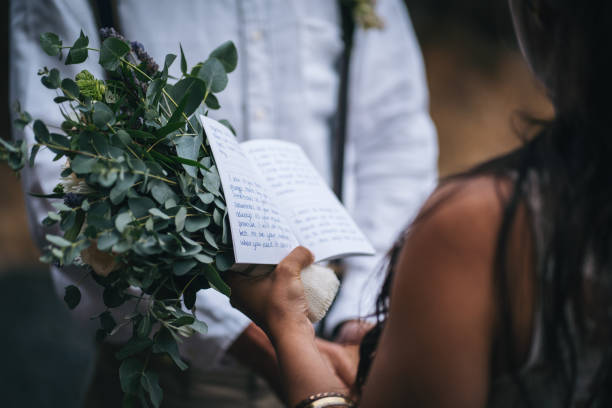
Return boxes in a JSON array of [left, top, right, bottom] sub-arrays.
[[227, 323, 360, 399], [315, 338, 360, 388], [334, 320, 374, 345], [227, 322, 284, 398]]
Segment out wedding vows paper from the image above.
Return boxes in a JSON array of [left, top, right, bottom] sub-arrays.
[[200, 115, 375, 266], [201, 116, 299, 264], [242, 140, 375, 261]]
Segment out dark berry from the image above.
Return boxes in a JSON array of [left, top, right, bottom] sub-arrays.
[[64, 193, 85, 208]]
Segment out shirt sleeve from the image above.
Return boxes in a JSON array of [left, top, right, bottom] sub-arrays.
[[10, 0, 250, 368], [324, 0, 439, 334]]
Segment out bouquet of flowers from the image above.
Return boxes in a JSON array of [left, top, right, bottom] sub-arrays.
[[2, 28, 243, 406]]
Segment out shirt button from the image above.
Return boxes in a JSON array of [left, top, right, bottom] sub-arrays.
[[254, 108, 266, 121], [251, 30, 263, 41]]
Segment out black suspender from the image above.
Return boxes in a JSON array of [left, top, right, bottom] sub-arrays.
[[93, 0, 116, 31], [333, 1, 356, 203], [317, 1, 355, 337]]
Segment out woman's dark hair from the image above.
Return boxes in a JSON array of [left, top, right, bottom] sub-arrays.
[[355, 0, 612, 406]]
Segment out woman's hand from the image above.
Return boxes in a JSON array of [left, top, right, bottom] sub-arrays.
[[227, 246, 315, 338], [316, 338, 360, 388]]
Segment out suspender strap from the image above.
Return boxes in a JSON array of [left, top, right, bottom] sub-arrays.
[[317, 2, 356, 338], [92, 0, 118, 31], [333, 1, 355, 202]]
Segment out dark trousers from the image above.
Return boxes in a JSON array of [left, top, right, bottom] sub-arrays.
[[83, 343, 284, 408]]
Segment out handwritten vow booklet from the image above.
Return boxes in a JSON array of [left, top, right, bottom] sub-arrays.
[[200, 115, 375, 267]]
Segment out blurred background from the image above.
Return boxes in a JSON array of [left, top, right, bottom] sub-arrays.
[[0, 1, 552, 407]]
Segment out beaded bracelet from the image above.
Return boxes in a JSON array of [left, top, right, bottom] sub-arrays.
[[294, 392, 356, 408]]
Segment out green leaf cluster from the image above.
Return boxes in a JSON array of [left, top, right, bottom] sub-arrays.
[[1, 30, 240, 407]]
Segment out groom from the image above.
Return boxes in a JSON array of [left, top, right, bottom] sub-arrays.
[[9, 0, 437, 406]]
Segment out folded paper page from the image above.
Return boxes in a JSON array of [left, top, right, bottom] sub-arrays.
[[200, 115, 299, 265], [241, 139, 375, 261]]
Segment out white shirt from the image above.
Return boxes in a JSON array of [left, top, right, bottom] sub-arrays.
[[10, 0, 437, 369]]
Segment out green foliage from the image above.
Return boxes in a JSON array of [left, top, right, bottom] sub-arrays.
[[41, 68, 61, 89], [99, 37, 131, 71], [64, 285, 81, 309], [40, 32, 62, 56], [197, 58, 228, 94], [209, 41, 238, 73], [0, 29, 241, 406], [65, 30, 89, 65]]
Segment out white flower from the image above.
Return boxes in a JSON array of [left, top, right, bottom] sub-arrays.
[[60, 161, 95, 194]]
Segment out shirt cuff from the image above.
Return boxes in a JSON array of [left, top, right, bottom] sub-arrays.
[[180, 289, 251, 370], [323, 255, 385, 337]]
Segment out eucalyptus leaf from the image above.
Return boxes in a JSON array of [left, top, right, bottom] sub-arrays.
[[185, 215, 210, 232], [174, 134, 203, 177], [175, 206, 187, 232], [115, 211, 134, 233], [146, 78, 164, 106], [154, 121, 185, 139], [46, 234, 72, 247], [190, 319, 208, 335], [197, 192, 214, 204], [47, 211, 62, 222], [203, 229, 219, 250], [64, 210, 85, 241], [52, 202, 72, 212], [215, 252, 234, 272], [65, 30, 89, 65], [201, 166, 221, 195], [203, 265, 231, 296], [93, 102, 115, 128], [205, 93, 220, 110], [162, 53, 177, 80], [97, 231, 120, 251], [169, 77, 206, 118], [141, 371, 163, 408], [137, 315, 152, 338], [71, 155, 97, 174], [116, 337, 153, 360], [152, 329, 188, 371], [119, 358, 145, 394], [99, 37, 131, 71], [148, 208, 170, 220], [194, 253, 213, 264], [197, 57, 228, 94], [173, 260, 197, 276], [41, 68, 61, 89], [33, 120, 50, 144], [61, 78, 80, 99], [100, 310, 117, 333], [209, 41, 238, 73], [179, 43, 187, 76], [63, 285, 81, 309], [13, 111, 32, 130], [213, 208, 223, 226], [103, 286, 125, 308], [129, 197, 156, 218], [150, 180, 179, 205], [40, 32, 62, 56]]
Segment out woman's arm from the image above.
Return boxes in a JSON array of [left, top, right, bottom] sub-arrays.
[[358, 179, 501, 407], [229, 247, 348, 406], [229, 177, 532, 407]]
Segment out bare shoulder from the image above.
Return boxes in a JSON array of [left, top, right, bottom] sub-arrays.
[[406, 175, 513, 261], [359, 175, 517, 407]]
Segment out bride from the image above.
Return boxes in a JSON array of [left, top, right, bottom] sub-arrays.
[[228, 0, 612, 406]]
